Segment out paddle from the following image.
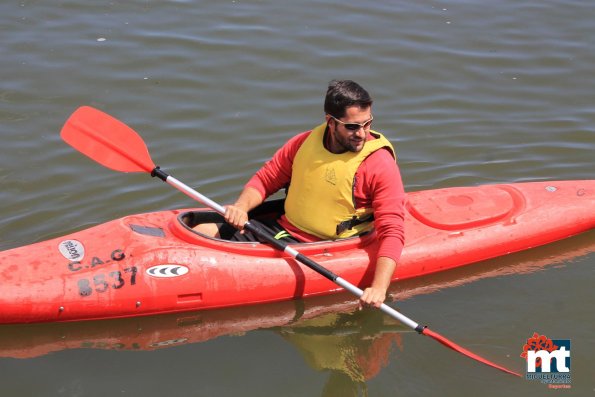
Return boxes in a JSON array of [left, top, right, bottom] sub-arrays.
[[61, 106, 521, 377]]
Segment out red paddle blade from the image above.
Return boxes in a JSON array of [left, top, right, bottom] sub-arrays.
[[422, 327, 522, 377], [61, 106, 156, 173]]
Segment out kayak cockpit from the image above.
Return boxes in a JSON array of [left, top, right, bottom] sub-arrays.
[[170, 199, 378, 257], [178, 198, 285, 240]]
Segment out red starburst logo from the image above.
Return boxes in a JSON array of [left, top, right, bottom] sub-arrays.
[[520, 333, 558, 368]]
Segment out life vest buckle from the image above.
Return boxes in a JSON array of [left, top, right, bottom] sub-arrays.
[[335, 214, 374, 236]]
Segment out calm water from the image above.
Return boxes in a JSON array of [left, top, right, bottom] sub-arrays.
[[1, 1, 594, 396]]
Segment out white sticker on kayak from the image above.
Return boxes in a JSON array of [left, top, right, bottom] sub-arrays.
[[146, 264, 189, 278], [58, 239, 85, 261]]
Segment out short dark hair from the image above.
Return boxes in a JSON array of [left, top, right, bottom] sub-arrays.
[[324, 80, 373, 119]]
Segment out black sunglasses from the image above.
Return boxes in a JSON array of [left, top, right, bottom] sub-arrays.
[[329, 115, 374, 131]]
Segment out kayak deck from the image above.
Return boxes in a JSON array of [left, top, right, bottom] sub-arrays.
[[0, 180, 593, 324]]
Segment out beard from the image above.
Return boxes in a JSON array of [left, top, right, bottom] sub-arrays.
[[332, 129, 365, 153]]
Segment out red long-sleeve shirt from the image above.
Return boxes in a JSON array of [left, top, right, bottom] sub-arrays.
[[246, 129, 406, 264]]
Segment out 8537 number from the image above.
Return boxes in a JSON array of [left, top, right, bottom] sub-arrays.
[[78, 267, 138, 297]]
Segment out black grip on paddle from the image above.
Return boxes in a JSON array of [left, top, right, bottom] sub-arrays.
[[151, 167, 169, 181], [243, 221, 338, 282], [295, 253, 338, 282]]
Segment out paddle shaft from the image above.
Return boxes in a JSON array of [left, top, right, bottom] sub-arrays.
[[152, 168, 226, 214], [152, 167, 422, 330]]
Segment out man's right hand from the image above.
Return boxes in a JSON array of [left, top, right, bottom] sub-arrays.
[[224, 205, 249, 230], [224, 186, 264, 230]]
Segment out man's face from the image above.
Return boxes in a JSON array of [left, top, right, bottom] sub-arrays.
[[326, 105, 373, 153]]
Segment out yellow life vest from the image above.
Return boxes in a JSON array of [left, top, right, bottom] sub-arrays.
[[284, 123, 395, 239]]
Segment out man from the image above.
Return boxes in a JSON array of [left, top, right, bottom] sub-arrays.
[[196, 80, 405, 308]]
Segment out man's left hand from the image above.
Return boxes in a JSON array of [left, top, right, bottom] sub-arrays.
[[359, 286, 387, 309]]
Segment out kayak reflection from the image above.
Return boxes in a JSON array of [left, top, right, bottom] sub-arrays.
[[0, 291, 401, 360]]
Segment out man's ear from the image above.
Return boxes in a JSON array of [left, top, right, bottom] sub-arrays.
[[325, 114, 333, 127]]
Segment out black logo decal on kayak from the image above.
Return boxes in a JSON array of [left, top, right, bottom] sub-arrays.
[[59, 240, 85, 261], [146, 264, 189, 278]]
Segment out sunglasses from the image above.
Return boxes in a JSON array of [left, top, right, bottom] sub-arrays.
[[329, 115, 374, 131]]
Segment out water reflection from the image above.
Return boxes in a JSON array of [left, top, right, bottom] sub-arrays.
[[278, 310, 403, 397]]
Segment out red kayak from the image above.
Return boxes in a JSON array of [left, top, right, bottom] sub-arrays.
[[1, 179, 593, 324], [2, 228, 593, 359]]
